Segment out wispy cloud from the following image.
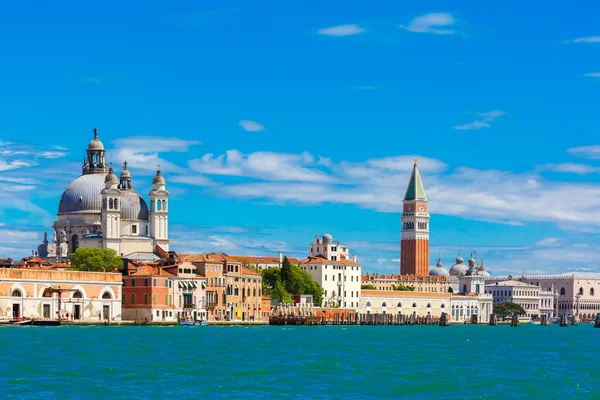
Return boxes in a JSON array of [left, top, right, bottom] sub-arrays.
[[112, 136, 201, 173], [583, 72, 600, 77], [239, 120, 265, 132], [538, 162, 600, 174], [567, 145, 600, 159], [536, 237, 561, 247], [569, 36, 600, 43], [318, 24, 366, 37], [399, 13, 457, 35], [453, 109, 506, 130]]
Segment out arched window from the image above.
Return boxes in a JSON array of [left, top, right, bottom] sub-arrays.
[[144, 293, 149, 304], [427, 303, 432, 308], [366, 301, 371, 307], [253, 288, 256, 297], [397, 302, 402, 308], [131, 293, 136, 304], [73, 290, 83, 299], [162, 200, 166, 211], [109, 198, 113, 209], [591, 288, 595, 296], [234, 287, 239, 296], [11, 289, 22, 297], [122, 294, 126, 304], [71, 235, 79, 253], [441, 303, 446, 309], [412, 302, 417, 308], [114, 198, 118, 209], [152, 294, 157, 305], [102, 292, 112, 299], [157, 200, 162, 211], [579, 287, 584, 295], [382, 302, 387, 308], [165, 294, 169, 305]]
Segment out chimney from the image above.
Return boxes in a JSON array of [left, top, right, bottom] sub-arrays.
[[279, 252, 283, 266], [352, 255, 357, 263]]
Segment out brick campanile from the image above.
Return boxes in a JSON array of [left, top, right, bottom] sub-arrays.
[[400, 158, 430, 276]]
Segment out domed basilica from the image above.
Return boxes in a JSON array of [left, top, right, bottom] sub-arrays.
[[37, 129, 170, 262]]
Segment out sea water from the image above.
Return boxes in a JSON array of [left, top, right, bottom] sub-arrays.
[[0, 324, 598, 399]]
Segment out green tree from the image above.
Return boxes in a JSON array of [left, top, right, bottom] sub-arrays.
[[361, 284, 377, 290], [260, 264, 324, 306], [261, 267, 281, 296], [494, 302, 526, 317], [448, 287, 454, 293], [271, 280, 293, 303], [280, 256, 293, 292], [391, 284, 415, 291], [69, 248, 123, 272]]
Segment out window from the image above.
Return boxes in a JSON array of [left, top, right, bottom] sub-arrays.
[[11, 289, 22, 297], [132, 225, 137, 234], [165, 294, 169, 305], [366, 301, 371, 307], [153, 279, 157, 287], [71, 234, 79, 253], [579, 287, 584, 295], [144, 279, 149, 286], [102, 292, 111, 299], [132, 279, 136, 287], [560, 287, 566, 296], [152, 294, 157, 305], [591, 288, 595, 296], [122, 294, 126, 304], [73, 291, 83, 299], [131, 294, 136, 304], [144, 293, 149, 304]]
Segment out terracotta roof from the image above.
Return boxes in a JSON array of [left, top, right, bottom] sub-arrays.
[[229, 256, 300, 265], [362, 273, 447, 282], [361, 290, 451, 298], [299, 256, 359, 266], [241, 266, 261, 277], [128, 265, 175, 277], [179, 253, 241, 263]]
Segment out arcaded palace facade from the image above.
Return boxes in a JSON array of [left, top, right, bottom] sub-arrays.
[[37, 129, 170, 261]]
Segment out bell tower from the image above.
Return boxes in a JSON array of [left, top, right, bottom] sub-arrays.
[[149, 168, 170, 251], [400, 158, 430, 276]]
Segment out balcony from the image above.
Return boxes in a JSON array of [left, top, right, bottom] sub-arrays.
[[183, 304, 196, 309]]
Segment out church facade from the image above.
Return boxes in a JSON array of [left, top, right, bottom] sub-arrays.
[[37, 129, 170, 261]]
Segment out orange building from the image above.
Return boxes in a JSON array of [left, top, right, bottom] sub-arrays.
[[179, 253, 265, 322], [121, 260, 206, 323], [401, 159, 430, 277]]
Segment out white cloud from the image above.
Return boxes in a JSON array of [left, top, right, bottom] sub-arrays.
[[188, 150, 333, 182], [112, 136, 201, 173], [239, 120, 265, 132], [570, 36, 600, 43], [538, 162, 600, 174], [454, 109, 506, 130], [317, 24, 366, 37], [536, 237, 561, 247], [567, 145, 600, 159], [399, 13, 457, 35], [583, 72, 600, 77]]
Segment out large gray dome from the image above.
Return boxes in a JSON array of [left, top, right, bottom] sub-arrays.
[[58, 174, 106, 214], [120, 191, 149, 221], [429, 265, 449, 277], [449, 263, 468, 277]]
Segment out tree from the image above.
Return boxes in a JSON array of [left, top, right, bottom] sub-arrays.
[[69, 248, 123, 272], [391, 284, 415, 291], [271, 280, 293, 303], [494, 302, 526, 317], [361, 284, 377, 290], [448, 287, 454, 293], [280, 256, 293, 292], [261, 267, 281, 296]]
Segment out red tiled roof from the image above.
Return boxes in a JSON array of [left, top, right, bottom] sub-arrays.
[[241, 266, 261, 277], [299, 256, 358, 266], [229, 256, 300, 265], [361, 273, 447, 282], [128, 265, 175, 277]]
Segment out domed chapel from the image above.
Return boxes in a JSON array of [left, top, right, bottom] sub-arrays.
[[37, 129, 170, 262]]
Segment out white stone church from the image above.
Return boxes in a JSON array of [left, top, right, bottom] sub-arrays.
[[37, 129, 170, 262]]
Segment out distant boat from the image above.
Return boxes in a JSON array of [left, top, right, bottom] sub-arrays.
[[15, 319, 32, 326], [178, 320, 209, 326]]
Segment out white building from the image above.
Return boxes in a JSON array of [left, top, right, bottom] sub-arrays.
[[449, 274, 493, 323], [37, 128, 170, 261], [300, 234, 360, 308], [485, 279, 541, 317]]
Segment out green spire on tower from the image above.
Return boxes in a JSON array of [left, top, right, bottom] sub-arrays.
[[404, 158, 427, 201]]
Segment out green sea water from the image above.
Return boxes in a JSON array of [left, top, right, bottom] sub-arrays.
[[0, 324, 598, 399]]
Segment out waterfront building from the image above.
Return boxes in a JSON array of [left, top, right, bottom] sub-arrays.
[[485, 279, 541, 318], [487, 272, 600, 320], [359, 290, 451, 316], [0, 267, 122, 321], [448, 263, 493, 323], [179, 253, 265, 322], [401, 159, 430, 276], [121, 260, 206, 323], [361, 273, 450, 293], [308, 234, 355, 263], [37, 128, 170, 262]]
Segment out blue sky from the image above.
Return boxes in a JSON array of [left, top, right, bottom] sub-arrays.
[[1, 1, 600, 275]]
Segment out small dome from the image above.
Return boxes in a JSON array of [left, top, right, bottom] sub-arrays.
[[88, 128, 105, 151], [152, 169, 165, 185], [322, 233, 333, 243], [429, 263, 449, 277], [120, 168, 131, 179], [105, 167, 118, 184], [449, 263, 468, 277], [120, 191, 149, 221], [468, 257, 476, 267], [478, 270, 491, 278], [456, 254, 464, 264]]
